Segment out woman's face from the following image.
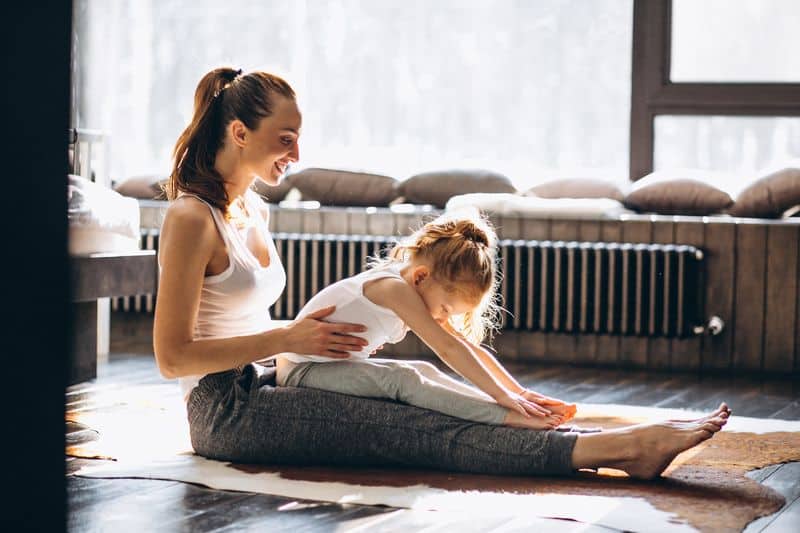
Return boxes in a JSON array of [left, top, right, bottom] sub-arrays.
[[242, 96, 302, 186]]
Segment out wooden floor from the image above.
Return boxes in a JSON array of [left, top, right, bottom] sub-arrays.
[[67, 333, 800, 532]]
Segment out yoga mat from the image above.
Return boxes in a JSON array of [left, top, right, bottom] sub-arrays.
[[68, 383, 800, 532]]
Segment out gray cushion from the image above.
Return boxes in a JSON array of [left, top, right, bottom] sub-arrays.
[[623, 171, 734, 215], [288, 168, 398, 207], [252, 176, 295, 203], [523, 177, 626, 202], [113, 174, 166, 200], [398, 169, 516, 209], [728, 167, 800, 218]]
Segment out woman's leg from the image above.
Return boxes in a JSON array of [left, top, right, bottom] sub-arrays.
[[188, 364, 577, 476], [571, 403, 731, 479], [282, 359, 509, 425], [188, 364, 730, 479]]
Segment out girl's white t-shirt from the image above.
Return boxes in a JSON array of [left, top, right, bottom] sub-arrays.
[[276, 264, 410, 365]]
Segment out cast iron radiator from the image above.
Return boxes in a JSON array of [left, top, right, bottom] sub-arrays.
[[496, 239, 704, 338], [116, 231, 705, 338]]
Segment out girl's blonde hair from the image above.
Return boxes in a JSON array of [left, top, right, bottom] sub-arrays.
[[369, 208, 503, 345]]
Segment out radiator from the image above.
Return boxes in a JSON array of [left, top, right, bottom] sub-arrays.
[[498, 240, 704, 338], [118, 231, 705, 338]]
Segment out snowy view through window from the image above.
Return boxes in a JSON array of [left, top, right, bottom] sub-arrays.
[[73, 1, 797, 191]]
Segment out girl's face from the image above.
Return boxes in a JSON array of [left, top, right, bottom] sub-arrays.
[[414, 270, 480, 324], [242, 96, 302, 186]]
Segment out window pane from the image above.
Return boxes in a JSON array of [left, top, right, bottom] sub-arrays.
[[671, 0, 800, 82], [654, 115, 800, 187], [75, 0, 632, 191]]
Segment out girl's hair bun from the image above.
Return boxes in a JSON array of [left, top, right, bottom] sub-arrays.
[[455, 219, 489, 246]]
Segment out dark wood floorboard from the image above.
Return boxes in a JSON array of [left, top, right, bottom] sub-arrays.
[[66, 331, 800, 533]]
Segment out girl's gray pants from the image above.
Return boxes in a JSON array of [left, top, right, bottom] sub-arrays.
[[278, 358, 509, 425], [187, 363, 578, 476]]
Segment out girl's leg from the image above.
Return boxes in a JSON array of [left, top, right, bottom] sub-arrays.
[[284, 359, 510, 425], [390, 359, 494, 401], [188, 364, 578, 476]]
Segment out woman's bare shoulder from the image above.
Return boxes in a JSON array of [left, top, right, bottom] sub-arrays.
[[162, 196, 215, 236]]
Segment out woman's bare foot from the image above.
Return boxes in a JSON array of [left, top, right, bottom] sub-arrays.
[[668, 402, 731, 425], [571, 403, 730, 479], [504, 410, 561, 430]]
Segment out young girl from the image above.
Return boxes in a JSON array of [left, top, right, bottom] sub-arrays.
[[275, 209, 578, 429]]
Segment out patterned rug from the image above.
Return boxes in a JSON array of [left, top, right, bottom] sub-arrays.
[[67, 383, 800, 532]]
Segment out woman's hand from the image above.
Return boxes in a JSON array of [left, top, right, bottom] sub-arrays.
[[520, 390, 577, 422], [283, 306, 368, 358], [495, 391, 554, 419]]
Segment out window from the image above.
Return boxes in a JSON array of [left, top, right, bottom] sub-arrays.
[[671, 0, 800, 83], [630, 0, 800, 180], [654, 116, 800, 178], [73, 0, 633, 191]]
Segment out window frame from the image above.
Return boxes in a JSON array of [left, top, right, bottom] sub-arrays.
[[629, 0, 800, 181]]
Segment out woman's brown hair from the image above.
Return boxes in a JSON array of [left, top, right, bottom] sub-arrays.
[[166, 67, 295, 216], [369, 208, 503, 345]]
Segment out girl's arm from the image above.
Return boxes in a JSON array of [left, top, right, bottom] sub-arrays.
[[153, 198, 367, 379], [364, 278, 548, 418], [439, 321, 524, 394], [441, 322, 576, 419]]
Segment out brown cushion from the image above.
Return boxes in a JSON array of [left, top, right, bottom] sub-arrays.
[[523, 177, 626, 202], [113, 174, 166, 199], [727, 167, 800, 218], [288, 168, 398, 207], [252, 176, 295, 203], [398, 169, 516, 209], [623, 171, 734, 215]]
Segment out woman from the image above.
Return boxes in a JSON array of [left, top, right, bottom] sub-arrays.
[[154, 66, 730, 479]]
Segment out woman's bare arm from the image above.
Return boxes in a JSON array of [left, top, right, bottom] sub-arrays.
[[153, 198, 367, 379]]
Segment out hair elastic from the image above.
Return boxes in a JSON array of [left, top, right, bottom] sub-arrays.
[[213, 69, 244, 99]]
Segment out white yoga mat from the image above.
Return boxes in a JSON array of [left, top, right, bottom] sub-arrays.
[[68, 382, 800, 532]]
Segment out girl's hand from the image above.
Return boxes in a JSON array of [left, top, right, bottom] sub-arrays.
[[283, 306, 368, 358], [369, 344, 384, 356], [521, 390, 577, 422], [496, 392, 553, 419]]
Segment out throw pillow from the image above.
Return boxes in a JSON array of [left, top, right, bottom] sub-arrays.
[[727, 167, 800, 218], [397, 169, 516, 209], [288, 168, 398, 207], [113, 174, 166, 200], [623, 170, 734, 216], [252, 176, 295, 203], [522, 177, 626, 202]]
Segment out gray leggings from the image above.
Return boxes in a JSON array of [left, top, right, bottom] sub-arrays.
[[187, 364, 578, 476], [279, 358, 508, 425]]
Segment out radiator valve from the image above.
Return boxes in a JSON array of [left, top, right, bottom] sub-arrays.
[[707, 315, 725, 335], [693, 315, 725, 336]]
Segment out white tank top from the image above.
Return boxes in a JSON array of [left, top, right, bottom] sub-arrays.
[[174, 190, 286, 400], [277, 263, 410, 365]]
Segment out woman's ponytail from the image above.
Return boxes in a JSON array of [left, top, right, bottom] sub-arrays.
[[166, 67, 295, 217]]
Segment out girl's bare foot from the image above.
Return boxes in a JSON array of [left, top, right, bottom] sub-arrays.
[[571, 403, 730, 479], [504, 410, 561, 430]]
